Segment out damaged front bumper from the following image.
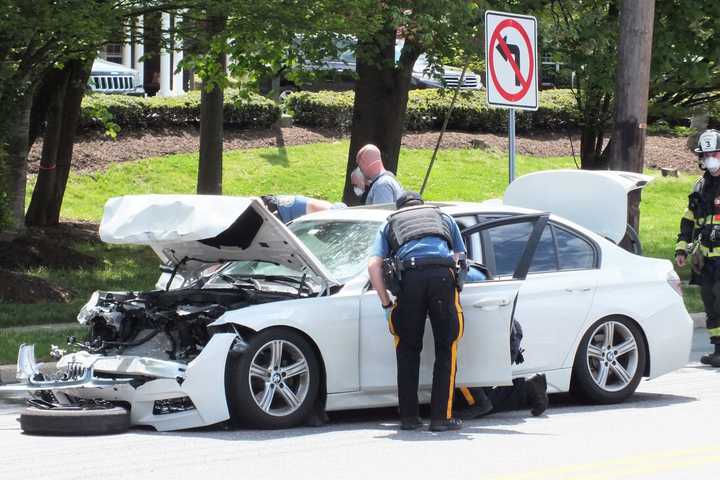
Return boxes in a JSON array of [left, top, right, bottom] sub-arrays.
[[6, 344, 137, 391], [0, 333, 238, 431]]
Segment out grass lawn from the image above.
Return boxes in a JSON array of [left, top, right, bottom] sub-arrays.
[[0, 243, 160, 330], [4, 141, 701, 352], [0, 326, 87, 365]]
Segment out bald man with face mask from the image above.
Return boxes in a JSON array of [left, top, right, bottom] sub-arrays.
[[355, 144, 404, 205]]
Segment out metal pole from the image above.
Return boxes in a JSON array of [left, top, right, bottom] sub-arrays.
[[508, 108, 516, 183], [419, 61, 469, 196]]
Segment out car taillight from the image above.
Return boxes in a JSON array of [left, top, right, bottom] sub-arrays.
[[667, 270, 683, 297]]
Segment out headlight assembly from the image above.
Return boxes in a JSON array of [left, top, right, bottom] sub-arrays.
[[76, 291, 100, 324]]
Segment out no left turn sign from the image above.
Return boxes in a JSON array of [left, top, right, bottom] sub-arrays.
[[485, 11, 538, 110]]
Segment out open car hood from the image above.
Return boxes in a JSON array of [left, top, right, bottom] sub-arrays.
[[99, 195, 339, 286], [503, 170, 653, 243]]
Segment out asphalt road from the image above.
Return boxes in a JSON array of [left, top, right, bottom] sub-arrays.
[[0, 330, 717, 480]]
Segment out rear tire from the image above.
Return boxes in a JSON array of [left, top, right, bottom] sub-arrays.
[[571, 316, 647, 404], [20, 405, 130, 436], [227, 328, 320, 429]]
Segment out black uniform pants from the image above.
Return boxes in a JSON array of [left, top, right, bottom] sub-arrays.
[[388, 266, 463, 421], [457, 380, 529, 415], [699, 259, 720, 344]]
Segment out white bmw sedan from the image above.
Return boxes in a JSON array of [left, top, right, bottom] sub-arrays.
[[2, 171, 692, 432]]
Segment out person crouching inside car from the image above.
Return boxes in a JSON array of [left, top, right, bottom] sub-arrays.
[[261, 195, 346, 223], [676, 129, 720, 367], [367, 191, 467, 432], [452, 263, 549, 419]]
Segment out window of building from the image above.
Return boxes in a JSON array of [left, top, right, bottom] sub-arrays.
[[102, 44, 123, 64]]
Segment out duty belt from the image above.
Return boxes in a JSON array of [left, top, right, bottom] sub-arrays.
[[399, 256, 456, 271]]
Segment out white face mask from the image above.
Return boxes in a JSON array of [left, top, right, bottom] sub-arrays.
[[705, 157, 720, 173], [353, 186, 365, 197]]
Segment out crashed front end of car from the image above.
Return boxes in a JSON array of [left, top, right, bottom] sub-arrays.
[[1, 195, 337, 431], [10, 332, 237, 431]]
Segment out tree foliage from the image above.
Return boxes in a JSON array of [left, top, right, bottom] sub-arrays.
[[651, 1, 720, 113], [0, 0, 146, 231], [541, 0, 720, 168]]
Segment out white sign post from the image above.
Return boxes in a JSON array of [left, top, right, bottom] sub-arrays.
[[485, 10, 538, 183]]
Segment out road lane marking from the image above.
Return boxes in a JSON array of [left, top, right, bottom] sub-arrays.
[[493, 446, 720, 480]]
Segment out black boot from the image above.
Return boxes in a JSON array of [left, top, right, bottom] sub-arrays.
[[456, 388, 493, 420], [429, 417, 463, 432], [700, 343, 720, 366], [400, 416, 424, 431], [526, 374, 548, 417]]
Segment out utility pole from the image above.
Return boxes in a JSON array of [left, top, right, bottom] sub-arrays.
[[607, 0, 655, 234]]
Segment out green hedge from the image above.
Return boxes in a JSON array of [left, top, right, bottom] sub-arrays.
[[80, 91, 281, 132], [287, 89, 584, 132]]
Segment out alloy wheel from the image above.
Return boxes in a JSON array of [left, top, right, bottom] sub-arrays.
[[585, 320, 639, 392], [248, 339, 311, 417]]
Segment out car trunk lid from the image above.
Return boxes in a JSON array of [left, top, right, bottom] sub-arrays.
[[503, 170, 653, 243]]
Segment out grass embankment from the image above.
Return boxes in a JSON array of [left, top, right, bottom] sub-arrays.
[[2, 141, 700, 363]]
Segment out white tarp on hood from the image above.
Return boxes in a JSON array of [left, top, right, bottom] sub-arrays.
[[99, 195, 337, 284], [503, 170, 653, 243]]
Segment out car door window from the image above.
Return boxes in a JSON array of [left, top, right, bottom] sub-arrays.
[[477, 223, 558, 277], [555, 226, 595, 270], [529, 225, 558, 273], [487, 222, 531, 277]]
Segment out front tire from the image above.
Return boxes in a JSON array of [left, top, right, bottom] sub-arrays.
[[227, 328, 320, 429], [20, 404, 130, 436], [571, 316, 647, 404]]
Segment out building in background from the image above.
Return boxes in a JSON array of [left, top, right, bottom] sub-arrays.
[[98, 12, 190, 97]]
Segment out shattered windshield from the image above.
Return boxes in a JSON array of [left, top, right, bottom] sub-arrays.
[[288, 219, 381, 283]]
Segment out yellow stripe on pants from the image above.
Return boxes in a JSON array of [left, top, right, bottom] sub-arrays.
[[388, 304, 399, 348], [446, 289, 465, 419], [460, 386, 475, 406]]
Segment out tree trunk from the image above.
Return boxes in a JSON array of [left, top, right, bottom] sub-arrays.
[[607, 0, 655, 234], [48, 60, 91, 224], [26, 68, 70, 225], [197, 80, 224, 194], [580, 125, 606, 170], [28, 71, 55, 149], [197, 15, 226, 195], [2, 90, 34, 233], [342, 29, 420, 204], [579, 91, 612, 170]]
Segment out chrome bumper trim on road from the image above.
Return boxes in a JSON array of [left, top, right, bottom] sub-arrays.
[[0, 344, 134, 393]]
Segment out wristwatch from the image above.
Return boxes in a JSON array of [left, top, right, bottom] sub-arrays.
[[382, 302, 393, 309]]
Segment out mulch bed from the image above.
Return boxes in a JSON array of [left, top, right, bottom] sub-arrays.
[[0, 269, 72, 304], [0, 222, 100, 304], [0, 222, 99, 271], [28, 126, 343, 174], [27, 126, 700, 174]]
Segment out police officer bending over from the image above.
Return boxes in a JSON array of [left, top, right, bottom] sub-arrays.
[[676, 129, 720, 367], [367, 192, 466, 431]]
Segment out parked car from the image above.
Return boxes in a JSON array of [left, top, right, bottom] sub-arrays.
[[1, 171, 692, 433], [263, 40, 483, 100], [89, 58, 144, 96]]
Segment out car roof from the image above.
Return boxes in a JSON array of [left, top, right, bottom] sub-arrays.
[[292, 200, 611, 246], [294, 201, 542, 223]]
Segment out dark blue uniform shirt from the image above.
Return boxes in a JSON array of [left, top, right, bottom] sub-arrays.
[[370, 212, 466, 260]]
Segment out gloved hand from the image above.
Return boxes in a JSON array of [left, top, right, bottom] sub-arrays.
[[675, 252, 687, 268]]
